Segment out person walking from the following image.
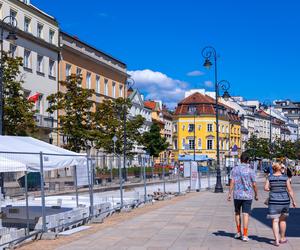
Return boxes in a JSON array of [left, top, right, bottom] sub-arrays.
[[228, 152, 258, 242], [264, 162, 297, 246]]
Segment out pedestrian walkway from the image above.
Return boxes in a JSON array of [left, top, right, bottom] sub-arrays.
[[23, 177, 300, 250]]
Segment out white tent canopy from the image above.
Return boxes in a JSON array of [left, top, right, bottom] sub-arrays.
[[0, 136, 86, 172]]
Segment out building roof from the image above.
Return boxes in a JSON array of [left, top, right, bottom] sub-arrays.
[[175, 92, 231, 117], [61, 31, 127, 68], [179, 92, 216, 105], [256, 110, 270, 119], [144, 101, 158, 111], [162, 109, 173, 120]]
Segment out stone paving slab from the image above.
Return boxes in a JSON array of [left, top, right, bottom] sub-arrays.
[[33, 178, 300, 250]]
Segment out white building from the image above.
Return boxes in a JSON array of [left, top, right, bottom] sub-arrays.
[[1, 0, 59, 143], [128, 88, 152, 156]]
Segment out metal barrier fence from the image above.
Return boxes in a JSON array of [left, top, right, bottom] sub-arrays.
[[0, 152, 228, 248]]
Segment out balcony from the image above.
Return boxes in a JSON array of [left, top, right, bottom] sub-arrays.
[[34, 114, 56, 129]]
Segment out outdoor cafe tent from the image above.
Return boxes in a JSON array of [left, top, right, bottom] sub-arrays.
[[0, 136, 86, 172]]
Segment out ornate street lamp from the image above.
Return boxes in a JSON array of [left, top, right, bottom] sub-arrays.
[[0, 15, 18, 135], [201, 46, 231, 193]]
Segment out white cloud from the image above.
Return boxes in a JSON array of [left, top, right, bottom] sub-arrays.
[[204, 80, 214, 88], [128, 69, 189, 109], [187, 70, 204, 77]]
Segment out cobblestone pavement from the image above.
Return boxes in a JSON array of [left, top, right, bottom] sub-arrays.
[[50, 177, 300, 250]]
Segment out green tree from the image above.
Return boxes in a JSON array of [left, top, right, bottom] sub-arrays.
[[245, 135, 270, 159], [272, 138, 296, 159], [47, 74, 94, 152], [294, 140, 300, 160], [3, 53, 36, 135], [93, 97, 145, 155], [142, 123, 169, 157]]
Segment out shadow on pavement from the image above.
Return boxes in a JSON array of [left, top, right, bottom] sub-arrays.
[[251, 207, 300, 237], [212, 230, 273, 245]]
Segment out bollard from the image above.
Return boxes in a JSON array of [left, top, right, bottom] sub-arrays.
[[25, 171, 30, 235], [118, 156, 124, 208], [74, 165, 79, 207], [197, 167, 201, 192], [177, 164, 181, 194], [143, 158, 147, 203], [39, 152, 46, 232], [207, 167, 211, 189], [189, 160, 192, 190], [162, 162, 166, 194]]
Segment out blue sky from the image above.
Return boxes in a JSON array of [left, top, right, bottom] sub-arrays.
[[32, 0, 300, 108]]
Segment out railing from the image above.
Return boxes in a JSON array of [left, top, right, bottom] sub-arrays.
[[34, 114, 55, 129]]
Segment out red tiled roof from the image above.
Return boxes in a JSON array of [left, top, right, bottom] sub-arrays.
[[175, 92, 227, 116], [257, 110, 270, 118], [144, 101, 157, 110], [179, 92, 215, 105], [228, 112, 240, 122]]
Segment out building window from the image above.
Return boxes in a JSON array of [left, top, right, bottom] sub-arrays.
[[96, 76, 100, 93], [65, 64, 71, 78], [76, 67, 81, 76], [198, 138, 202, 149], [104, 79, 108, 95], [37, 23, 43, 39], [119, 85, 123, 97], [207, 124, 213, 132], [49, 29, 55, 44], [10, 9, 17, 23], [37, 55, 43, 73], [198, 125, 201, 131], [188, 124, 195, 132], [182, 139, 186, 149], [49, 59, 55, 77], [0, 4, 3, 19], [23, 50, 31, 68], [174, 124, 177, 133], [86, 72, 91, 89], [207, 139, 213, 150], [188, 139, 195, 150], [24, 16, 31, 33], [112, 82, 116, 98], [9, 43, 17, 58], [174, 139, 178, 150]]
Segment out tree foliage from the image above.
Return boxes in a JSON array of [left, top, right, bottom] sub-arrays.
[[245, 135, 270, 159], [47, 74, 94, 152], [246, 134, 300, 160], [3, 53, 36, 135], [93, 97, 145, 155], [142, 123, 169, 157]]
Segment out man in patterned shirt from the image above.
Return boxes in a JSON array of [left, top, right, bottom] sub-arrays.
[[228, 152, 258, 242]]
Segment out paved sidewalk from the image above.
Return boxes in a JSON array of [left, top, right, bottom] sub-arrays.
[[49, 178, 300, 250]]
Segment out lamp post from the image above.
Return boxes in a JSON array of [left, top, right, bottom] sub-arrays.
[[0, 15, 18, 135], [202, 46, 231, 193], [112, 135, 117, 182], [188, 106, 197, 161], [123, 77, 135, 181]]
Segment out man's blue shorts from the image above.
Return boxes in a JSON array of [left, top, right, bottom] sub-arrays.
[[234, 199, 252, 214]]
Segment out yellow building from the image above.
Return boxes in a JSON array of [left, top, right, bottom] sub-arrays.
[[173, 92, 241, 164]]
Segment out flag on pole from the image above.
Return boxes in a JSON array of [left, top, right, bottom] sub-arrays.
[[28, 93, 40, 103]]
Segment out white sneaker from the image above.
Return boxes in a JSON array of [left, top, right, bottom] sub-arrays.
[[242, 236, 250, 242], [234, 232, 241, 239]]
